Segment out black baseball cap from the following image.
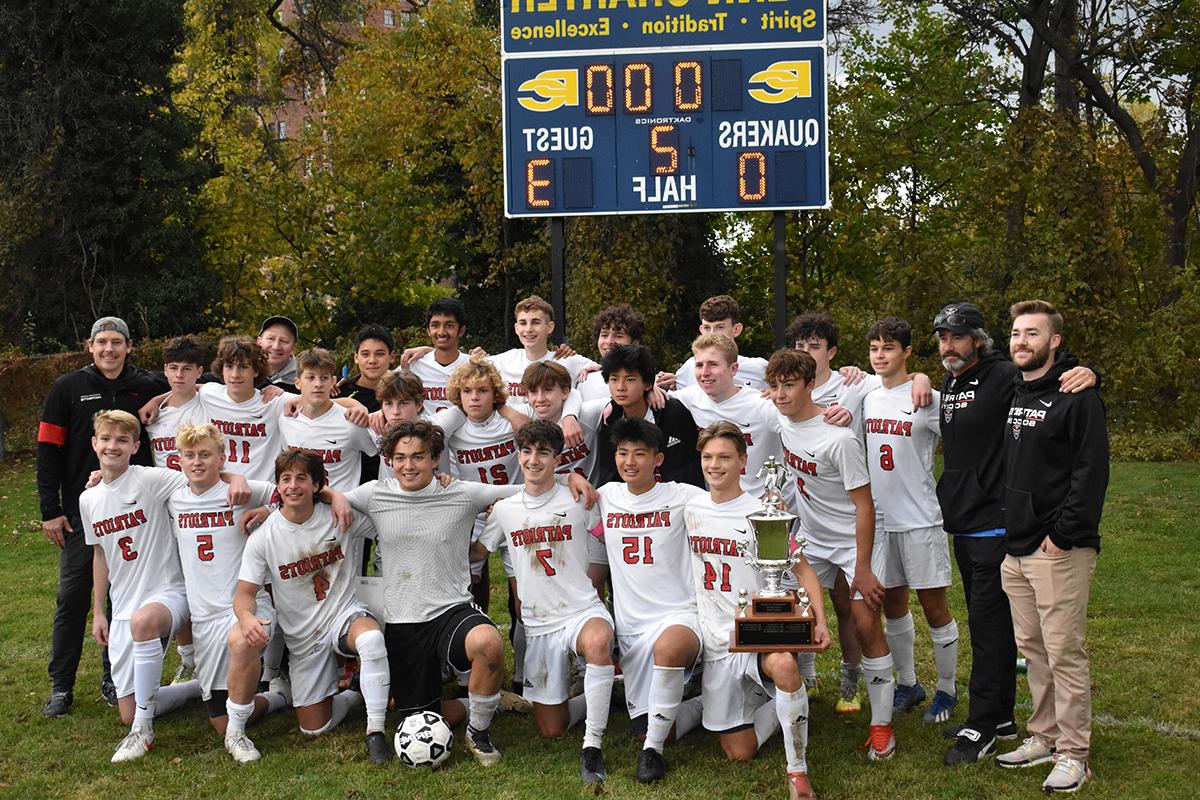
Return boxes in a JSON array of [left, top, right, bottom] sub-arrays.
[[932, 303, 985, 334], [258, 315, 298, 340]]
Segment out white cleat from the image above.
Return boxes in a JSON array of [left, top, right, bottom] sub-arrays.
[[225, 733, 262, 763], [111, 728, 155, 763]]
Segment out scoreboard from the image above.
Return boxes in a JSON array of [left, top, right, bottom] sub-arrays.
[[501, 0, 829, 217]]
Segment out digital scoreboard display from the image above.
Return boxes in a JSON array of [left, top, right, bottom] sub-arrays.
[[501, 0, 829, 217]]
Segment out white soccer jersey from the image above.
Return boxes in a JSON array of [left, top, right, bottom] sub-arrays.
[[676, 355, 768, 391], [441, 409, 521, 485], [279, 403, 377, 491], [146, 393, 208, 470], [169, 479, 276, 622], [776, 412, 872, 548], [480, 484, 604, 635], [81, 466, 189, 620], [239, 504, 373, 655], [812, 371, 881, 438], [684, 492, 765, 659], [408, 351, 471, 417], [507, 398, 601, 478], [863, 382, 943, 531], [674, 385, 782, 499], [199, 383, 287, 481], [577, 369, 609, 402], [598, 480, 706, 636], [489, 348, 598, 405], [344, 479, 521, 622]]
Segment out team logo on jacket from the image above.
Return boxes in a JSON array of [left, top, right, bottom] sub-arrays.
[[942, 399, 953, 424], [1011, 420, 1021, 440]]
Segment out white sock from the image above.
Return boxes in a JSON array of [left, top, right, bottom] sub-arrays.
[[582, 663, 614, 749], [456, 669, 471, 690], [930, 620, 960, 695], [753, 698, 779, 748], [512, 620, 526, 684], [177, 642, 195, 670], [567, 694, 587, 729], [884, 613, 917, 686], [154, 680, 200, 716], [776, 688, 809, 773], [225, 699, 255, 739], [674, 696, 704, 740], [468, 691, 500, 732], [643, 666, 685, 751], [259, 690, 289, 715], [132, 639, 166, 727], [261, 630, 285, 681], [862, 654, 895, 726], [354, 629, 390, 734], [797, 651, 817, 682], [330, 689, 363, 730]]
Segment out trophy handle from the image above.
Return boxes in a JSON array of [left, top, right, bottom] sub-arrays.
[[736, 539, 763, 572]]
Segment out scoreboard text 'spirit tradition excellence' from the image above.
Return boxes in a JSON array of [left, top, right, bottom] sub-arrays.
[[501, 0, 830, 217]]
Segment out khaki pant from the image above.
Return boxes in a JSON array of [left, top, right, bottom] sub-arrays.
[[1001, 546, 1098, 759]]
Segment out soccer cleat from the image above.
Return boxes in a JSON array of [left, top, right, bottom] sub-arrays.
[[498, 688, 532, 714], [111, 728, 155, 763], [864, 724, 896, 761], [580, 746, 606, 784], [41, 690, 73, 717], [893, 681, 927, 711], [171, 662, 195, 685], [923, 690, 958, 724], [997, 736, 1056, 769], [225, 733, 262, 763], [465, 725, 502, 766], [943, 727, 996, 765], [787, 771, 816, 800], [804, 676, 819, 700], [366, 731, 393, 764], [1042, 757, 1091, 792], [635, 747, 668, 783], [100, 677, 118, 707], [835, 688, 862, 714], [943, 719, 1017, 740]]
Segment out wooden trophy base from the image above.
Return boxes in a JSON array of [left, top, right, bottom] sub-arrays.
[[730, 593, 821, 653]]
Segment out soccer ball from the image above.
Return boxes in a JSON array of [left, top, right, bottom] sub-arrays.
[[394, 711, 453, 768]]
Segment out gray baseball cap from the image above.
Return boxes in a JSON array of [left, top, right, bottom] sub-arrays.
[[90, 316, 131, 341]]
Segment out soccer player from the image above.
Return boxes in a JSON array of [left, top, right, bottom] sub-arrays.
[[591, 345, 704, 488], [997, 301, 1108, 793], [373, 369, 426, 476], [861, 318, 960, 724], [256, 315, 299, 392], [280, 348, 377, 492], [657, 295, 768, 391], [228, 448, 390, 763], [686, 422, 831, 800], [596, 417, 707, 784], [81, 411, 202, 762], [199, 336, 289, 482], [578, 304, 646, 401], [37, 316, 168, 716], [403, 297, 472, 416], [472, 421, 615, 784], [489, 295, 598, 403], [766, 348, 897, 761], [166, 423, 291, 739], [145, 335, 209, 471], [520, 362, 599, 477], [341, 421, 592, 765], [338, 324, 396, 483]]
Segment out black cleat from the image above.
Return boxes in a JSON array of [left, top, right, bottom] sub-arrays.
[[100, 678, 118, 707], [635, 747, 667, 784], [465, 724, 501, 765], [366, 731, 392, 764], [943, 720, 1017, 740], [41, 690, 73, 717], [943, 728, 996, 766], [580, 747, 606, 784]]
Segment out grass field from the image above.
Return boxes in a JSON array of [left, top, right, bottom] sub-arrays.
[[0, 457, 1197, 799]]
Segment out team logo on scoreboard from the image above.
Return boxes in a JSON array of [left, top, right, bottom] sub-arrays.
[[518, 69, 579, 112], [747, 61, 813, 104]]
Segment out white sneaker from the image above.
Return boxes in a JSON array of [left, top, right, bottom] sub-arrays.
[[498, 688, 532, 713], [268, 675, 292, 706], [997, 736, 1056, 768], [111, 728, 155, 763], [1042, 757, 1091, 792], [225, 733, 262, 764]]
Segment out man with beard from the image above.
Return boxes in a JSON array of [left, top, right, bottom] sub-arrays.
[[934, 302, 1095, 766], [995, 301, 1108, 793]]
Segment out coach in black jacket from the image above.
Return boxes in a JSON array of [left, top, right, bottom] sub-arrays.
[[998, 301, 1107, 791], [589, 345, 704, 488], [36, 317, 166, 717]]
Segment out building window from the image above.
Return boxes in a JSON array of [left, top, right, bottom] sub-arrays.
[[277, 120, 287, 139], [383, 9, 396, 26]]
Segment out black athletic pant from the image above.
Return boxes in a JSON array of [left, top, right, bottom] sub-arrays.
[[48, 520, 111, 692], [953, 535, 1016, 738]]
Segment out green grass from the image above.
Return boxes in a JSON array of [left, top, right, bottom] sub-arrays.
[[1, 457, 1197, 799]]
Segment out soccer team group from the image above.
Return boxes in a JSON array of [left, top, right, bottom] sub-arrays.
[[36, 292, 1110, 798]]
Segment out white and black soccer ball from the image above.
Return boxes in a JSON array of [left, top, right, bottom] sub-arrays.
[[394, 711, 453, 768]]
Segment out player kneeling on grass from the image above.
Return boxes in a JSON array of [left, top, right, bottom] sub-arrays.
[[471, 420, 616, 784], [685, 422, 831, 800], [82, 411, 205, 763], [227, 448, 391, 764]]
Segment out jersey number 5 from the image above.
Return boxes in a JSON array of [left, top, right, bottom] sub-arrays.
[[196, 534, 214, 562], [621, 536, 654, 565]]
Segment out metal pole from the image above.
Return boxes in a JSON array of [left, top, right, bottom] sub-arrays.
[[773, 210, 787, 348], [550, 216, 566, 345]]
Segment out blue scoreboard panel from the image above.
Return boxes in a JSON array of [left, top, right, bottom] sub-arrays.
[[500, 1, 829, 217]]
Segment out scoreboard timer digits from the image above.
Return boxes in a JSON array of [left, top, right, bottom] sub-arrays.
[[503, 46, 827, 215]]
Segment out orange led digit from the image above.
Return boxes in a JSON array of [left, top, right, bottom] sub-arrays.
[[585, 64, 614, 114], [650, 125, 679, 175], [674, 61, 701, 111], [738, 151, 767, 201], [527, 158, 553, 208], [623, 63, 652, 113]]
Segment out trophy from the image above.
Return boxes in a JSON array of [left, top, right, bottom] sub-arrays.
[[729, 457, 819, 652]]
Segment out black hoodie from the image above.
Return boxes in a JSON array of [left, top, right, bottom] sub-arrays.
[[1003, 355, 1109, 555]]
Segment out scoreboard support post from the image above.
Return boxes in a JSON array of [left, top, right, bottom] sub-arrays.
[[773, 210, 788, 349], [550, 216, 566, 346]]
